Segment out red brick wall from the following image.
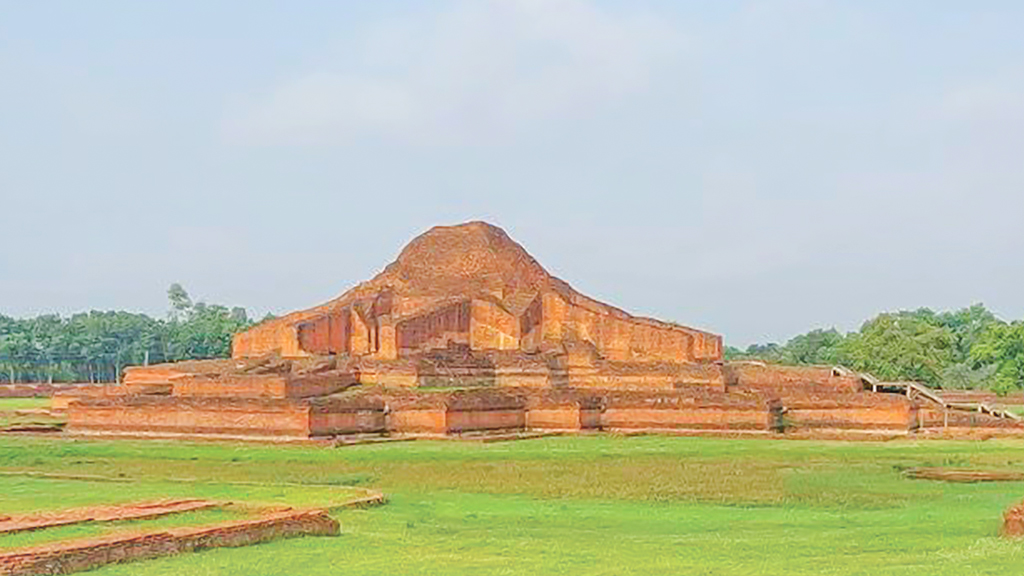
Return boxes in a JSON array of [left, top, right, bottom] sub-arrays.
[[297, 315, 331, 355], [602, 407, 770, 430], [67, 399, 311, 437], [172, 375, 289, 398], [782, 395, 916, 430], [233, 316, 308, 358], [309, 411, 385, 435], [526, 407, 581, 430], [387, 408, 447, 434], [470, 299, 519, 351], [397, 301, 471, 351], [523, 292, 718, 364], [447, 409, 524, 433], [0, 510, 337, 576]]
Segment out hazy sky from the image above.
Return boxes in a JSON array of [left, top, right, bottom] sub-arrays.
[[2, 1, 1023, 347]]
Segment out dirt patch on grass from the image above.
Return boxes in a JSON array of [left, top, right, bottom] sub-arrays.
[[904, 467, 1024, 483]]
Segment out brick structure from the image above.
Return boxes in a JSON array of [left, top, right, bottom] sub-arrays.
[[62, 221, 1010, 440], [0, 509, 338, 576], [231, 222, 723, 382]]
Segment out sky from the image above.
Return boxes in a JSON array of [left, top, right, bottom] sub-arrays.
[[1, 0, 1023, 347]]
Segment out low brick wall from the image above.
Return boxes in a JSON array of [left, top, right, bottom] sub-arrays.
[[525, 406, 582, 431], [782, 394, 916, 430], [309, 395, 386, 435], [64, 384, 953, 440], [448, 409, 524, 433], [387, 408, 447, 434], [172, 375, 291, 398], [576, 389, 776, 431], [0, 509, 338, 576], [67, 398, 312, 438]]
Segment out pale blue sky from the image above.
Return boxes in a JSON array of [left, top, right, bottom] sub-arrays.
[[1, 1, 1023, 346]]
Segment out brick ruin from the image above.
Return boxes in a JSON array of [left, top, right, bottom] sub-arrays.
[[0, 500, 340, 576], [61, 221, 1022, 440]]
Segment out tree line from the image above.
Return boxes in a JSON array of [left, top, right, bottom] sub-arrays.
[[4, 290, 1022, 392], [726, 304, 1024, 393], [0, 285, 257, 384]]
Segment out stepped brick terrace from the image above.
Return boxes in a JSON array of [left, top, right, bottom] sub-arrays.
[[61, 222, 1024, 440]]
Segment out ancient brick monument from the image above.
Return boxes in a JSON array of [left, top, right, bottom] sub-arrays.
[[234, 220, 722, 372], [61, 221, 1021, 439]]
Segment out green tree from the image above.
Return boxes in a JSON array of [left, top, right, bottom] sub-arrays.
[[839, 311, 954, 386], [165, 285, 252, 361], [167, 283, 193, 321], [782, 328, 845, 365], [970, 322, 1024, 394]]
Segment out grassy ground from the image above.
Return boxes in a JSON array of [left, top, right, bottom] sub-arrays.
[[0, 398, 52, 412], [1, 435, 1023, 574], [0, 397, 63, 429]]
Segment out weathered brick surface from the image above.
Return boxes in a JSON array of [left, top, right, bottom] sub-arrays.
[[525, 407, 582, 431], [67, 398, 312, 438], [172, 375, 290, 398], [782, 395, 917, 430], [0, 509, 338, 576], [447, 409, 524, 433], [387, 408, 447, 434], [601, 391, 773, 431]]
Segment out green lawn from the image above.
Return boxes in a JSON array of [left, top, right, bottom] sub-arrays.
[[0, 398, 52, 412], [0, 435, 1023, 574]]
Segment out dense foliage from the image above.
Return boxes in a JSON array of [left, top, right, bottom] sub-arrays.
[[726, 304, 1024, 392], [0, 285, 254, 383]]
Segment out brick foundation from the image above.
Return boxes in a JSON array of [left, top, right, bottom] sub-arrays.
[[66, 384, 937, 439], [0, 509, 338, 576], [67, 398, 312, 438]]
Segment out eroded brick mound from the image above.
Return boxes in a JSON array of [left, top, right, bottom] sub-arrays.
[[1003, 500, 1024, 537], [232, 221, 722, 363]]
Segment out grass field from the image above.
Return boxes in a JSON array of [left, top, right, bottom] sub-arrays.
[[0, 397, 63, 429], [1, 434, 1023, 574]]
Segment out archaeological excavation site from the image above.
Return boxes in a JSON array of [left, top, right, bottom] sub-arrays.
[[54, 221, 1024, 441]]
